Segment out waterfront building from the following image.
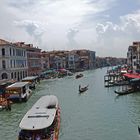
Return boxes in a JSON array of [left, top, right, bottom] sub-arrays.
[[41, 49, 96, 72], [15, 42, 42, 76], [67, 52, 77, 72], [127, 42, 140, 72], [48, 50, 68, 70], [72, 49, 96, 71], [26, 44, 42, 76], [41, 51, 50, 71], [0, 39, 28, 82], [96, 57, 126, 68]]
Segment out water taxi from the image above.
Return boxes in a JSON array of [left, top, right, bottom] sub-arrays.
[[22, 76, 40, 89], [18, 95, 60, 140], [6, 82, 32, 102]]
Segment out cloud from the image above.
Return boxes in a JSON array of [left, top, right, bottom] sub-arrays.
[[96, 10, 140, 39], [7, 0, 36, 9], [1, 0, 140, 57], [94, 10, 140, 57], [14, 20, 46, 44], [67, 27, 79, 49]]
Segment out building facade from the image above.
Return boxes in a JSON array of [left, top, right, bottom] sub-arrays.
[[127, 42, 140, 72], [0, 39, 28, 82]]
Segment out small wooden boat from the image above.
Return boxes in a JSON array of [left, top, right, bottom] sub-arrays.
[[75, 73, 83, 79], [114, 88, 134, 95], [79, 85, 89, 93], [18, 95, 60, 140]]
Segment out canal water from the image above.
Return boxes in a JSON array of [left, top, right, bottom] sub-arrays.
[[0, 68, 140, 140]]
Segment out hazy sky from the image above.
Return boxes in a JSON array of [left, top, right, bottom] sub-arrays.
[[1, 0, 140, 57]]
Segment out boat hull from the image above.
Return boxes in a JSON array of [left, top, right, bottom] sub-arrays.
[[18, 107, 60, 140], [18, 95, 60, 140], [114, 89, 134, 95]]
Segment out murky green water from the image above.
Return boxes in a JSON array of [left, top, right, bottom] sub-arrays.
[[0, 68, 140, 140]]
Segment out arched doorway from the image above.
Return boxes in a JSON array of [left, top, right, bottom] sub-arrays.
[[1, 73, 8, 79]]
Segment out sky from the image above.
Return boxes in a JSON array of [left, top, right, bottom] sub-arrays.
[[1, 0, 140, 57]]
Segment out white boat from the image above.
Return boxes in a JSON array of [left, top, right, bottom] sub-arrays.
[[6, 82, 32, 102], [22, 76, 40, 89], [18, 95, 60, 140]]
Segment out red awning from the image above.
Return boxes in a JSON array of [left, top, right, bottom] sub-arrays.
[[123, 73, 140, 79]]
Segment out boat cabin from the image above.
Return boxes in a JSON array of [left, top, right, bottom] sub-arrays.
[[6, 82, 31, 102], [22, 76, 39, 89]]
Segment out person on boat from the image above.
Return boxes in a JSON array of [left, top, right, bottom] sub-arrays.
[[79, 85, 81, 91], [35, 134, 41, 140], [5, 99, 11, 111]]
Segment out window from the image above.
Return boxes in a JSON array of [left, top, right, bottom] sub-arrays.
[[13, 49, 15, 56], [10, 48, 12, 56], [2, 60, 6, 69], [2, 48, 5, 56], [11, 72, 13, 79], [14, 72, 16, 78], [10, 60, 12, 68]]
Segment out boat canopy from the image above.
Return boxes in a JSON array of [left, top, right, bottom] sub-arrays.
[[123, 73, 140, 79], [19, 95, 58, 130], [6, 82, 29, 89], [22, 76, 38, 81]]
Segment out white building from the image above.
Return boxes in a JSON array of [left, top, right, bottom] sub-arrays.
[[0, 39, 28, 82]]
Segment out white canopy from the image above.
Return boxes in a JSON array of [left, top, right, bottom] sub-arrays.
[[19, 95, 58, 130], [22, 76, 38, 81], [6, 82, 29, 89]]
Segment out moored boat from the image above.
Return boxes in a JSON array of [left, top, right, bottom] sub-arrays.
[[18, 95, 60, 140], [22, 76, 39, 89], [5, 82, 32, 103], [114, 88, 134, 95]]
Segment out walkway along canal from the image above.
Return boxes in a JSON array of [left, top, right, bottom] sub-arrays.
[[0, 68, 140, 140]]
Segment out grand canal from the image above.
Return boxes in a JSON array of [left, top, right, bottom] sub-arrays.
[[0, 68, 140, 140]]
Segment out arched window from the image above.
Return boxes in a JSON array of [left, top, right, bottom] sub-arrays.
[[2, 48, 5, 56], [1, 73, 8, 79]]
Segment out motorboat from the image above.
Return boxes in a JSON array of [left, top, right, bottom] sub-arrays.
[[18, 95, 60, 140], [75, 73, 83, 79], [22, 76, 40, 89], [79, 85, 89, 93], [6, 82, 32, 102]]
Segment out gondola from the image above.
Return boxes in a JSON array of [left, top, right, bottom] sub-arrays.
[[79, 85, 88, 93], [114, 88, 134, 95]]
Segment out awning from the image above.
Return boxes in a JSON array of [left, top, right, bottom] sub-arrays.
[[123, 73, 140, 79]]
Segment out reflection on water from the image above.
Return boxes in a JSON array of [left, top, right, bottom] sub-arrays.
[[0, 68, 140, 140]]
